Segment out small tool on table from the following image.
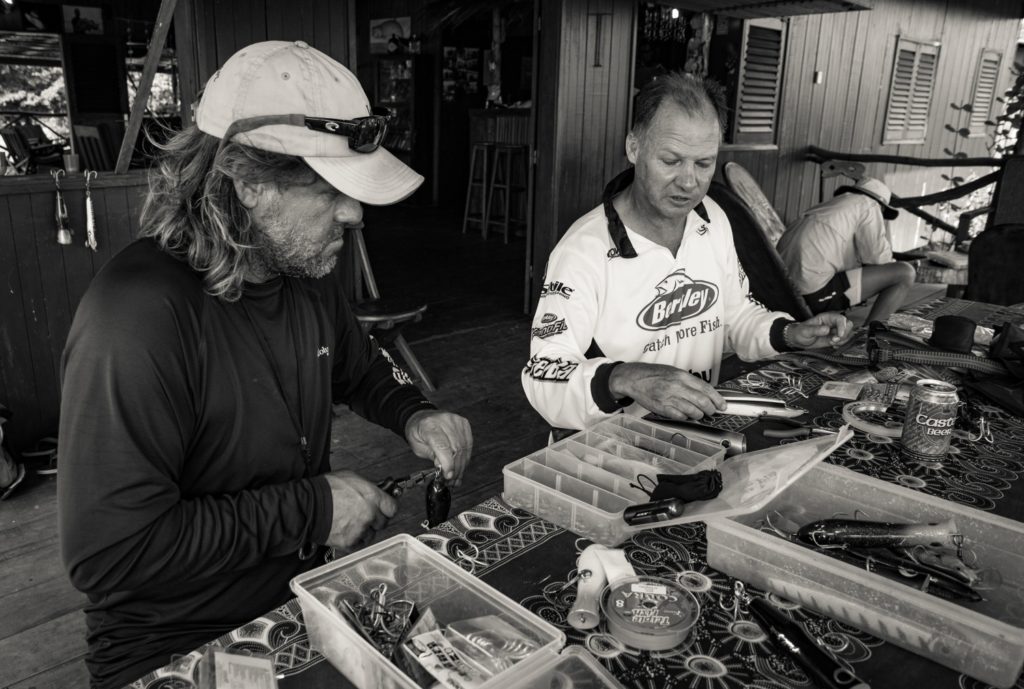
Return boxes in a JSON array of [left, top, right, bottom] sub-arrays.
[[760, 415, 837, 439], [377, 468, 436, 498]]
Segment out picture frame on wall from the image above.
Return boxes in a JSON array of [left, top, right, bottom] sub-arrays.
[[13, 2, 62, 32], [63, 5, 104, 34], [369, 16, 411, 54]]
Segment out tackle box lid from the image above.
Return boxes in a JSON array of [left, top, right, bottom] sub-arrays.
[[623, 424, 855, 533]]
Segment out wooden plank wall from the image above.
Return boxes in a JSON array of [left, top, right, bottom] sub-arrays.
[[531, 0, 635, 296], [718, 0, 1022, 251], [174, 0, 355, 119], [0, 174, 148, 450]]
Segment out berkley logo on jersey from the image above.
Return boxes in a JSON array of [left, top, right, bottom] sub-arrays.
[[524, 355, 578, 382], [636, 270, 719, 331], [540, 280, 574, 299]]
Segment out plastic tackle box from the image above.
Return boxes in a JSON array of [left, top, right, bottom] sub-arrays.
[[291, 534, 566, 689], [706, 462, 1024, 688], [502, 414, 850, 546]]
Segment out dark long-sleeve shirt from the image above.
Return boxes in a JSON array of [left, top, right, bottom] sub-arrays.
[[58, 239, 433, 689]]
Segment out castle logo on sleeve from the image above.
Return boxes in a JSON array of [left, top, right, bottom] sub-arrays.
[[540, 280, 574, 299], [524, 355, 578, 382], [637, 270, 719, 331]]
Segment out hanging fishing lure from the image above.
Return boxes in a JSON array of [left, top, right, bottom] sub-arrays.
[[52, 169, 72, 245], [84, 170, 98, 252]]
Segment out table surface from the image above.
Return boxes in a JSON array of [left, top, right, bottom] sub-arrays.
[[129, 296, 1024, 689]]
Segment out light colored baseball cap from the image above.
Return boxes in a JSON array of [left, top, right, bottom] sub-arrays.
[[195, 40, 423, 205], [835, 176, 899, 220]]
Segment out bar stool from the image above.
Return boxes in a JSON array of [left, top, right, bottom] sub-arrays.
[[462, 142, 492, 236], [485, 144, 528, 243], [348, 222, 436, 391]]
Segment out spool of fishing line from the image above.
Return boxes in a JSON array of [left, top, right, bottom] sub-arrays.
[[601, 576, 699, 651]]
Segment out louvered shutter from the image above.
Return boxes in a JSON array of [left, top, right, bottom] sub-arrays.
[[733, 18, 786, 145], [883, 38, 941, 144], [969, 50, 1002, 136]]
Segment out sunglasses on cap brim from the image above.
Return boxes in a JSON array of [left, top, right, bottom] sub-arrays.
[[217, 106, 391, 154]]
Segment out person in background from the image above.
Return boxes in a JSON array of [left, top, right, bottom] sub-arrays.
[[522, 71, 849, 432], [58, 41, 472, 689], [776, 176, 916, 325]]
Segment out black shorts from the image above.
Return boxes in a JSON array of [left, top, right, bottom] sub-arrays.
[[803, 272, 852, 314]]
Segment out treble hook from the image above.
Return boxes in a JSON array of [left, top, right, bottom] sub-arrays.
[[718, 580, 751, 620]]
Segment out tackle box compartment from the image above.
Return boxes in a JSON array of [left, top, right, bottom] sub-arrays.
[[290, 534, 566, 689], [502, 415, 845, 546], [706, 462, 1024, 688], [502, 416, 725, 546]]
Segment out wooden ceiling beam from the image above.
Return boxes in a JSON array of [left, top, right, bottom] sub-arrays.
[[114, 0, 178, 174]]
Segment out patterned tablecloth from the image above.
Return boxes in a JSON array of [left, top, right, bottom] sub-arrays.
[[131, 296, 1024, 689]]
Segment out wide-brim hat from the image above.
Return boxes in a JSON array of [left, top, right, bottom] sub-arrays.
[[195, 40, 423, 206], [835, 177, 899, 220]]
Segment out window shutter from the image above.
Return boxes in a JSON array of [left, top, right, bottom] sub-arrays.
[[733, 18, 786, 145], [883, 37, 940, 145], [968, 50, 1002, 136]]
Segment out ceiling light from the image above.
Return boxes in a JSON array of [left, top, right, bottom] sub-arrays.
[[670, 8, 679, 19]]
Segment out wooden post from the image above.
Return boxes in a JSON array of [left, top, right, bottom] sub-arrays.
[[114, 0, 178, 174]]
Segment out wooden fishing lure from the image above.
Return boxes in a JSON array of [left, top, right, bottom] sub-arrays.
[[796, 518, 961, 550]]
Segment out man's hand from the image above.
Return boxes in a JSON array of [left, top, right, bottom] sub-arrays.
[[405, 410, 473, 485], [785, 313, 853, 349], [322, 471, 398, 551], [609, 362, 727, 420]]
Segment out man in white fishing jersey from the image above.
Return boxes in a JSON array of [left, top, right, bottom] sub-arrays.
[[522, 72, 850, 431]]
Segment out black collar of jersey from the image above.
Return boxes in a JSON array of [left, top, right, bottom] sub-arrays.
[[602, 167, 711, 259]]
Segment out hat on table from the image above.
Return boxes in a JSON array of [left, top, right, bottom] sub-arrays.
[[835, 177, 900, 220], [195, 40, 423, 205]]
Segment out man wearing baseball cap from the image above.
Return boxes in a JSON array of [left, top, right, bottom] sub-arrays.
[[777, 176, 917, 324], [58, 41, 472, 688]]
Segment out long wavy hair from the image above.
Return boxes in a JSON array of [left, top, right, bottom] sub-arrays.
[[139, 126, 317, 301]]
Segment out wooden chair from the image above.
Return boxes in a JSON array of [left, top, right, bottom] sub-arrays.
[[0, 125, 63, 174], [348, 222, 436, 391], [723, 162, 788, 247], [708, 182, 813, 320], [74, 125, 115, 171]]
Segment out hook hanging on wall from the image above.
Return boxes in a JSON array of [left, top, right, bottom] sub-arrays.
[[51, 169, 72, 246], [84, 170, 98, 252]]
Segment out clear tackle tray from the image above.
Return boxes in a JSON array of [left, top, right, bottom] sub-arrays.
[[290, 534, 566, 689], [502, 414, 848, 546], [706, 462, 1024, 688]]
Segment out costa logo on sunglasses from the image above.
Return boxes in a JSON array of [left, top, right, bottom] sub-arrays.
[[637, 270, 718, 331]]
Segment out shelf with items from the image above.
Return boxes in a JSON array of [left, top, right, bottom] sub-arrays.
[[376, 58, 415, 157]]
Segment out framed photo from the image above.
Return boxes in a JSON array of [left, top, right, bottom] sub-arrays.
[[16, 3, 62, 32], [63, 5, 104, 34], [369, 16, 410, 54]]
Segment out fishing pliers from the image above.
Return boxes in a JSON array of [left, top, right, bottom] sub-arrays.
[[759, 415, 836, 439], [377, 468, 437, 498], [377, 468, 452, 528]]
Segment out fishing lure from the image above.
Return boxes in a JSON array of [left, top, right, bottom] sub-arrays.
[[796, 517, 962, 551], [824, 547, 982, 602], [425, 470, 451, 528], [747, 596, 870, 689]]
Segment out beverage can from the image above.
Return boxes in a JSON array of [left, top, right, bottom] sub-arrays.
[[900, 379, 958, 463]]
